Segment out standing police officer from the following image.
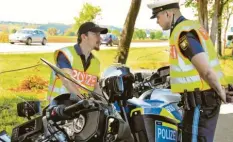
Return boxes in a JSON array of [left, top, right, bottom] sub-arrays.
[[147, 0, 227, 141]]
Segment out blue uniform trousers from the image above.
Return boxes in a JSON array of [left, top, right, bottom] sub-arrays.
[[182, 101, 221, 142]]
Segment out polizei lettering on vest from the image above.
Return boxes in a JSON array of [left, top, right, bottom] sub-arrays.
[[158, 128, 176, 141], [72, 70, 97, 87]]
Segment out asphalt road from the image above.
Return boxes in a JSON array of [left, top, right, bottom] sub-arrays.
[[215, 113, 233, 142], [0, 42, 169, 54], [0, 42, 233, 141]]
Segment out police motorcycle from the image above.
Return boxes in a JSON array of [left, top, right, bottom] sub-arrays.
[[99, 64, 182, 142], [99, 64, 233, 142], [5, 58, 134, 142]]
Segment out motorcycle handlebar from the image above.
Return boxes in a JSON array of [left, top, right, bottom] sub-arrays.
[[64, 100, 91, 114], [48, 99, 96, 122]]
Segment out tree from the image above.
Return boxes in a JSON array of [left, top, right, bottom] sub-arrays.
[[150, 31, 163, 40], [216, 0, 230, 56], [184, 0, 232, 56], [115, 0, 141, 64], [73, 3, 101, 32], [197, 0, 209, 32], [150, 32, 156, 40], [154, 31, 163, 39], [133, 29, 146, 39], [210, 0, 219, 44], [47, 28, 57, 36], [222, 2, 233, 55], [185, 0, 214, 33]]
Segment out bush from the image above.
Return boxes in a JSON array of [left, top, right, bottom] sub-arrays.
[[10, 75, 48, 92]]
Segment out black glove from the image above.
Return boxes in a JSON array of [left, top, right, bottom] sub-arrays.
[[46, 105, 71, 122]]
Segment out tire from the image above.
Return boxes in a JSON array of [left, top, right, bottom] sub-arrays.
[[26, 38, 32, 45], [10, 42, 14, 44], [41, 38, 47, 45]]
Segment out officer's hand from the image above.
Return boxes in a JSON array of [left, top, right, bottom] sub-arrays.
[[218, 86, 227, 104], [226, 84, 233, 103]]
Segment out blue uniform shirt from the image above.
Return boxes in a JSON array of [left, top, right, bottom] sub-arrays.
[[57, 44, 93, 71], [172, 16, 205, 61]]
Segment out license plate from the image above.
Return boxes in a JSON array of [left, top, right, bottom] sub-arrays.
[[155, 121, 178, 142]]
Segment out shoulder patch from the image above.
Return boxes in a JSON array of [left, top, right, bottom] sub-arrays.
[[179, 35, 189, 51]]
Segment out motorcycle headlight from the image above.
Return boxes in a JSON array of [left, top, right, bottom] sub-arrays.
[[73, 114, 86, 133]]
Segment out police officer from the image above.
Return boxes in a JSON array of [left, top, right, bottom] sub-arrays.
[[47, 22, 108, 101], [147, 0, 227, 141]]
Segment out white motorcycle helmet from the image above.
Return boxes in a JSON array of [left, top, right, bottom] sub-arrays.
[[99, 64, 134, 103], [147, 0, 180, 19]]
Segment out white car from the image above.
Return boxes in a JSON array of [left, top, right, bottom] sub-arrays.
[[9, 29, 47, 45]]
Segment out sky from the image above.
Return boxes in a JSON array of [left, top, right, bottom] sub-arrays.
[[0, 0, 197, 30]]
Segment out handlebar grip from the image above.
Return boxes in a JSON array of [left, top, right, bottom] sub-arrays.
[[64, 100, 91, 114], [49, 100, 92, 121]]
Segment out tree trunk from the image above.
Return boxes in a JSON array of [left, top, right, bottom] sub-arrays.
[[210, 0, 220, 44], [217, 15, 222, 56], [223, 5, 231, 56], [115, 0, 141, 64], [217, 0, 230, 56], [198, 0, 209, 32]]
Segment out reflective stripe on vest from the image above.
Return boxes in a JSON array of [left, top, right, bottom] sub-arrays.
[[171, 71, 223, 84], [169, 20, 226, 93]]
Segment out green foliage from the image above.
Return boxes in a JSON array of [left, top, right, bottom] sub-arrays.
[[0, 92, 48, 135], [73, 3, 101, 32], [150, 32, 156, 40], [150, 31, 163, 40], [133, 29, 147, 39], [184, 0, 197, 8], [47, 27, 58, 36], [222, 1, 233, 20]]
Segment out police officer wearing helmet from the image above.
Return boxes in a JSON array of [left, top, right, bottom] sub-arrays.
[[147, 0, 227, 141]]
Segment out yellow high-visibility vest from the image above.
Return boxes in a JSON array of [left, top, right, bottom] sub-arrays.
[[169, 20, 227, 93], [47, 46, 100, 101]]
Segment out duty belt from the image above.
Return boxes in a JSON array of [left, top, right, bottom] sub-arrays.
[[178, 88, 221, 110]]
